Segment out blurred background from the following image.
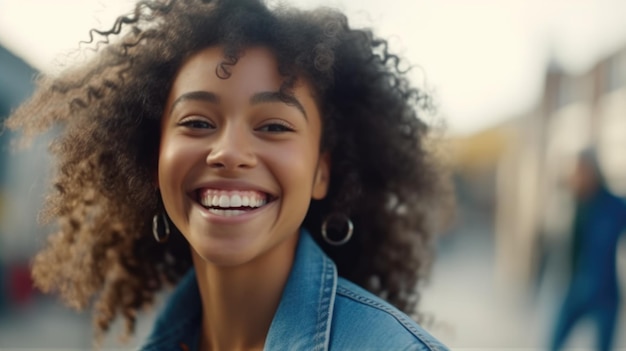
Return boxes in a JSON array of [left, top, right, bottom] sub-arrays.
[[1, 0, 626, 350]]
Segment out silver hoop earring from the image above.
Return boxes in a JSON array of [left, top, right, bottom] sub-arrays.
[[321, 213, 354, 246], [152, 213, 171, 243]]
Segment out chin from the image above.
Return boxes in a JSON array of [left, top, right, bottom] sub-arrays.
[[189, 236, 262, 268]]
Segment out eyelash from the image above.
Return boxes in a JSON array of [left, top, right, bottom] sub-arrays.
[[177, 117, 295, 133], [257, 121, 295, 133], [178, 118, 215, 129]]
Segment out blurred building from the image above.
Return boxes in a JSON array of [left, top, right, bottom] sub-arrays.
[[493, 44, 626, 292], [448, 42, 626, 294], [0, 44, 38, 312], [0, 45, 36, 189]]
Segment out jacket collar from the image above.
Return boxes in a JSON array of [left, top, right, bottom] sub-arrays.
[[264, 229, 337, 351], [144, 229, 337, 351]]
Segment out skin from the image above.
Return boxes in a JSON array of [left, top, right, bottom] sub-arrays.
[[158, 45, 329, 350], [570, 159, 599, 200]]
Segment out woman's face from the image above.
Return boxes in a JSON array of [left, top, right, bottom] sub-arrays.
[[158, 46, 329, 267]]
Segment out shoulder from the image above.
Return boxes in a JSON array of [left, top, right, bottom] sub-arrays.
[[601, 190, 626, 208], [602, 192, 626, 221], [329, 277, 448, 351]]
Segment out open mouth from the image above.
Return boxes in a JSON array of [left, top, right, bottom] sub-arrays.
[[195, 189, 276, 217]]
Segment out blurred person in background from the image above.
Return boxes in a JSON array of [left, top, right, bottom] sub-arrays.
[[551, 148, 626, 351]]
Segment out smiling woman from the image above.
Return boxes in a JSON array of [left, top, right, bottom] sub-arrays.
[[158, 46, 328, 270], [4, 0, 451, 350]]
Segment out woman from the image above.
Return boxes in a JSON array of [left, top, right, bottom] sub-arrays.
[[6, 0, 451, 349]]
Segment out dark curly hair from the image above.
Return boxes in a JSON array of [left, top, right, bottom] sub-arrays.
[[6, 0, 450, 342]]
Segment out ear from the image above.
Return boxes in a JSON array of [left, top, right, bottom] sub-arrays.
[[312, 152, 330, 200]]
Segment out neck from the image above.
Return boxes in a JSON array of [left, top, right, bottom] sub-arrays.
[[192, 236, 298, 351]]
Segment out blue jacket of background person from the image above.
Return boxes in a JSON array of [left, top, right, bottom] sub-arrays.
[[571, 187, 626, 302], [140, 229, 448, 351]]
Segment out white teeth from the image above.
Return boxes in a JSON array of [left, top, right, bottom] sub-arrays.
[[199, 190, 269, 209], [208, 209, 247, 217], [219, 195, 229, 207], [230, 194, 242, 207]]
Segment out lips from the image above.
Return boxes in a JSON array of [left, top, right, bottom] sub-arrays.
[[195, 188, 275, 216]]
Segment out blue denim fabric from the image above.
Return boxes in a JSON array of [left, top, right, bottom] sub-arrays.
[[140, 229, 448, 350]]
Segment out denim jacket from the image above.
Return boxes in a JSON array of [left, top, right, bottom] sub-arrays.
[[140, 230, 448, 350]]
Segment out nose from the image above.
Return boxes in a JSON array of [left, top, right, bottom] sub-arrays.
[[205, 123, 257, 170]]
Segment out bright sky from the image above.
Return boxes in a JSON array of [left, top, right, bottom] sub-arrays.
[[1, 0, 626, 136]]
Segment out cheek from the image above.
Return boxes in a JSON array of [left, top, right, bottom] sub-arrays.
[[158, 137, 203, 195], [266, 140, 320, 187], [158, 140, 177, 188]]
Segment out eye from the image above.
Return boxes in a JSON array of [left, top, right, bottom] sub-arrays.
[[257, 121, 295, 133], [178, 118, 215, 129]]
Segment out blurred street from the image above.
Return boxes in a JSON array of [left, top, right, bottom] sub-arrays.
[[421, 221, 626, 350], [0, 292, 157, 350]]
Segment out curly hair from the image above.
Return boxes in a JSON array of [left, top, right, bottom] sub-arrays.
[[6, 0, 450, 342]]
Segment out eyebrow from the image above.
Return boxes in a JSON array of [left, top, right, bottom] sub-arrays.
[[250, 91, 308, 119], [169, 90, 307, 120], [169, 91, 220, 115]]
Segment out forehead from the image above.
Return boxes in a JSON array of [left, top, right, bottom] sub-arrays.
[[163, 45, 322, 126], [170, 46, 288, 98]]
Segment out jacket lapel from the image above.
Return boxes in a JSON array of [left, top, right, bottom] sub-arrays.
[[264, 230, 337, 351]]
